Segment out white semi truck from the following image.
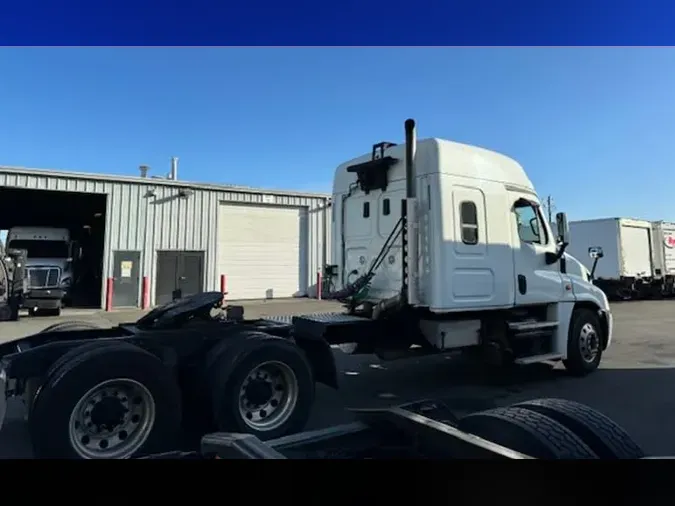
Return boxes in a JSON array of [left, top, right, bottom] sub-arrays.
[[320, 118, 612, 375], [6, 226, 77, 316], [0, 119, 614, 460], [566, 218, 665, 300]]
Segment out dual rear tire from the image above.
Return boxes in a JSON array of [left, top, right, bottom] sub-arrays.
[[29, 342, 182, 459], [203, 333, 315, 441], [28, 335, 315, 458], [458, 398, 644, 459]]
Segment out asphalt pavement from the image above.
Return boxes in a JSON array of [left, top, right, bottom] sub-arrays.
[[1, 299, 674, 458]]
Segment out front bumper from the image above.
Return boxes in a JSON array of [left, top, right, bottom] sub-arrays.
[[601, 309, 613, 349], [23, 288, 65, 310]]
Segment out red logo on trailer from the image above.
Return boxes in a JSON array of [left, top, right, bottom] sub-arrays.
[[665, 235, 675, 249]]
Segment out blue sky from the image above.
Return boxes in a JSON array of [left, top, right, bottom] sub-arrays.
[[0, 47, 673, 221]]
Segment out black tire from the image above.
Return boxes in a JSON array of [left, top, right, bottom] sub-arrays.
[[563, 308, 603, 376], [7, 298, 20, 321], [210, 336, 314, 441], [29, 342, 182, 459], [457, 406, 598, 459], [40, 320, 104, 333], [25, 342, 123, 416], [512, 398, 645, 459]]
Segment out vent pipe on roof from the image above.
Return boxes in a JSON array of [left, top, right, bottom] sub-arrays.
[[170, 157, 179, 180], [139, 165, 150, 178]]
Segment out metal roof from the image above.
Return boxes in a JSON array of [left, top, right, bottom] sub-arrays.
[[0, 165, 332, 201]]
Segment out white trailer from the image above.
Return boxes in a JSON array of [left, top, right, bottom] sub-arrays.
[[567, 218, 659, 300], [650, 221, 675, 295]]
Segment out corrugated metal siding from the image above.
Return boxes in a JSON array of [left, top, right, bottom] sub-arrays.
[[0, 169, 331, 307]]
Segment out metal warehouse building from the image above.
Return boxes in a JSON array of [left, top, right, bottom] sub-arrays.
[[0, 166, 331, 310]]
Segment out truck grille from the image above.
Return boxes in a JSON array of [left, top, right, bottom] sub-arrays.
[[28, 268, 60, 288]]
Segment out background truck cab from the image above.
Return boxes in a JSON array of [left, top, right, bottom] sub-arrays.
[[6, 226, 78, 316]]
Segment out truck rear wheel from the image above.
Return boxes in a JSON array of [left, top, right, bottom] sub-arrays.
[[512, 398, 645, 459], [563, 308, 603, 376], [29, 342, 182, 459], [210, 338, 315, 440], [457, 406, 598, 459]]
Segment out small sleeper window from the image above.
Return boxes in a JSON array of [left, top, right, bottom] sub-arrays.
[[382, 198, 390, 216], [460, 201, 478, 245], [363, 202, 370, 218]]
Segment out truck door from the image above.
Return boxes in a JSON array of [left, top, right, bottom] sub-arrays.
[[510, 195, 565, 306]]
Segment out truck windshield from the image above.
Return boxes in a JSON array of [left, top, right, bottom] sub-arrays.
[[7, 240, 69, 258]]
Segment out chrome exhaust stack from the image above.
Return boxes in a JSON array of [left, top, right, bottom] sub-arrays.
[[403, 119, 419, 306]]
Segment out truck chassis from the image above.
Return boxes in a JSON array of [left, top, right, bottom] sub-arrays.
[[141, 397, 647, 460], [0, 290, 609, 459]]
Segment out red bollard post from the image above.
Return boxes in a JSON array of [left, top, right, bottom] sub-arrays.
[[220, 274, 227, 304], [316, 271, 322, 300], [142, 276, 150, 309], [105, 277, 114, 312]]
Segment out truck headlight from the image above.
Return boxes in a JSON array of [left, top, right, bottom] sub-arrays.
[[60, 277, 72, 288]]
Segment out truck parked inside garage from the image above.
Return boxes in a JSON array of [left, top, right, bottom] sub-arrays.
[[567, 218, 661, 300], [6, 226, 78, 316], [0, 119, 613, 459]]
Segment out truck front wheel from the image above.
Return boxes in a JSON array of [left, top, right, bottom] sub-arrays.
[[210, 339, 315, 440], [563, 308, 603, 376]]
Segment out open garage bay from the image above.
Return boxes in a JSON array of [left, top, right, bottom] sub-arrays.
[[0, 186, 107, 309]]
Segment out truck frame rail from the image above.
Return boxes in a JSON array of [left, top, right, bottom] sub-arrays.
[[142, 400, 535, 460]]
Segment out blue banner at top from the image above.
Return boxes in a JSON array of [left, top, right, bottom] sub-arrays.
[[1, 0, 674, 46]]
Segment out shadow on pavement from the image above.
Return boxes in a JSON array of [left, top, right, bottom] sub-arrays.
[[2, 355, 675, 458], [310, 352, 675, 457]]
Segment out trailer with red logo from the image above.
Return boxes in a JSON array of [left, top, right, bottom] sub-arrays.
[[651, 221, 675, 296], [567, 217, 662, 300]]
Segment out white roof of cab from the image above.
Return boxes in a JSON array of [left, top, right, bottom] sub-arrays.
[[333, 138, 534, 194]]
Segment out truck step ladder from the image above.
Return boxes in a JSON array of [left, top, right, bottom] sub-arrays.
[[508, 321, 558, 332], [514, 353, 562, 365], [508, 320, 559, 340]]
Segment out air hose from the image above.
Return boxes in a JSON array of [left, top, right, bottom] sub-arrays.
[[323, 217, 403, 303]]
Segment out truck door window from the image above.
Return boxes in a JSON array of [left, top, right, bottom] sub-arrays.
[[363, 202, 370, 218], [460, 201, 479, 245], [514, 201, 548, 245]]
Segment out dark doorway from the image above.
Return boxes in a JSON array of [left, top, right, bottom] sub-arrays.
[[112, 251, 140, 307], [156, 250, 204, 305], [0, 186, 107, 309]]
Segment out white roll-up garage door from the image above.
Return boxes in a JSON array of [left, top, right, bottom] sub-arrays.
[[217, 202, 308, 300]]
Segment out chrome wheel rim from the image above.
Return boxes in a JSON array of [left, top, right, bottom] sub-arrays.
[[238, 361, 298, 432], [68, 378, 156, 459], [579, 322, 600, 363]]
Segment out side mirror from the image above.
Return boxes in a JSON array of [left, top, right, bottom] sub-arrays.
[[588, 247, 604, 259], [556, 212, 569, 244]]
